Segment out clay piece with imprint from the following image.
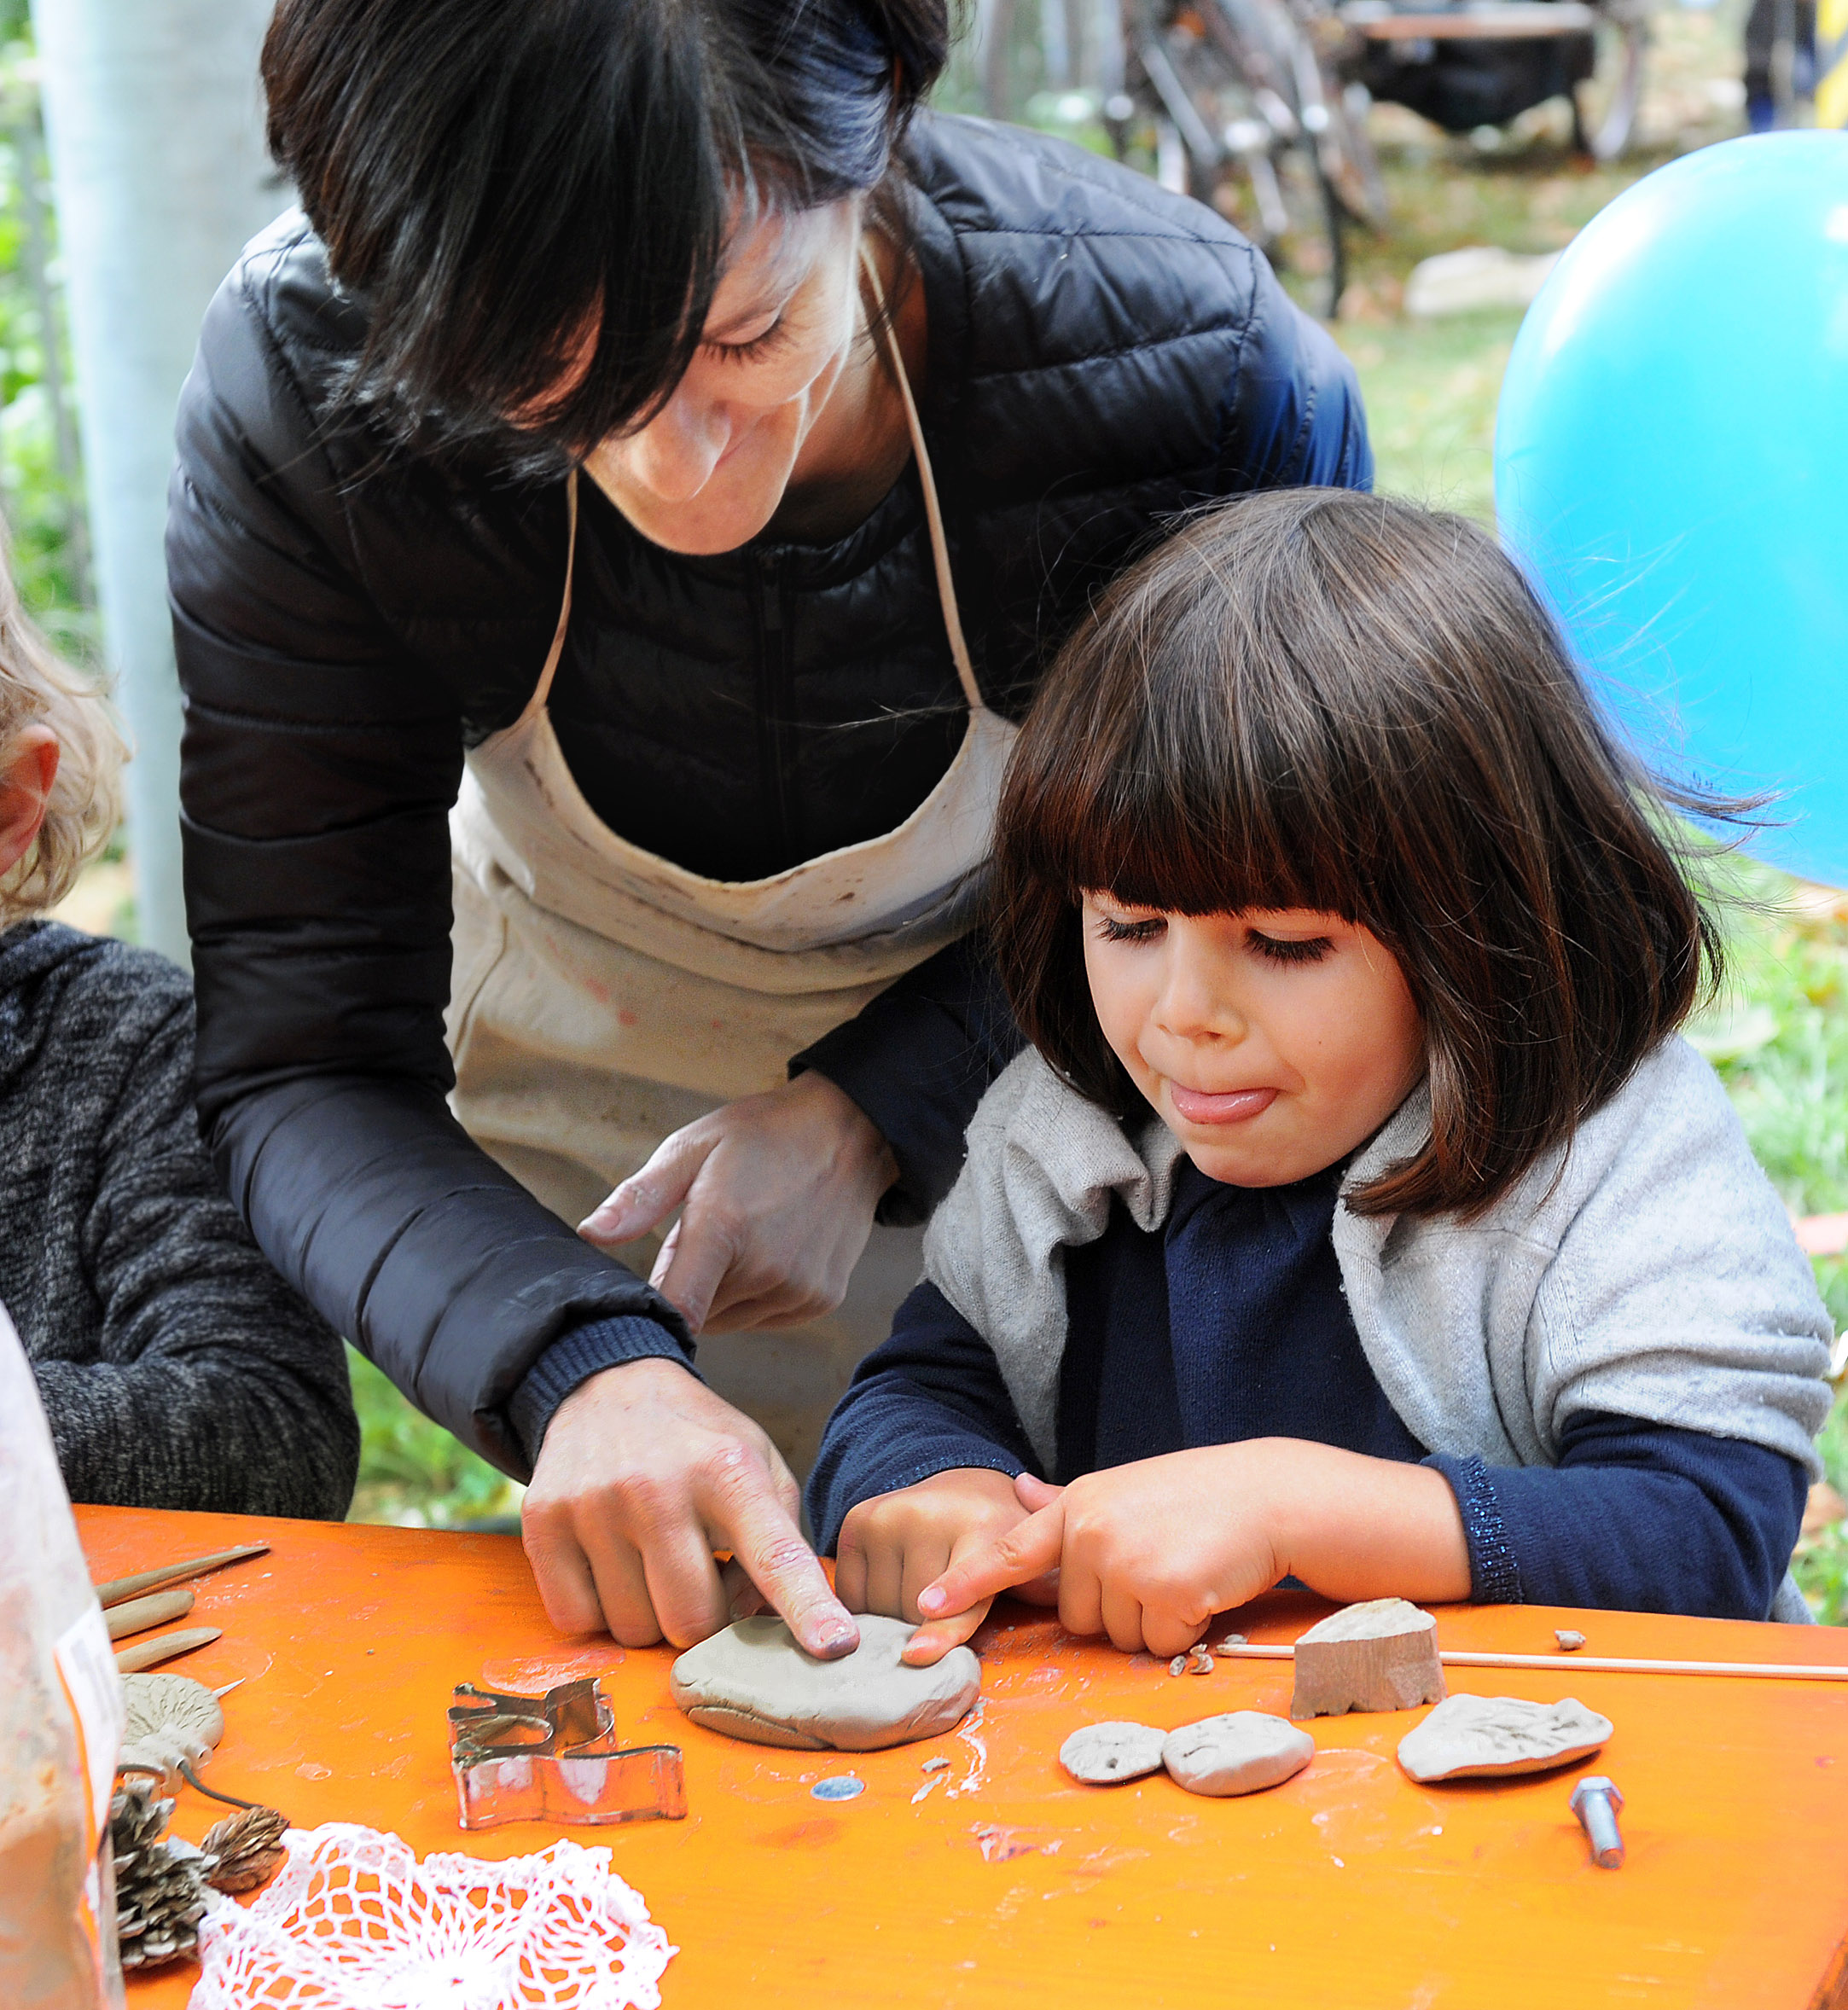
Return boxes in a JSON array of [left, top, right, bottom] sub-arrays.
[[1059, 1722, 1168, 1784], [1396, 1693, 1613, 1783], [669, 1614, 979, 1752], [1161, 1712, 1315, 1797], [1290, 1598, 1447, 1719]]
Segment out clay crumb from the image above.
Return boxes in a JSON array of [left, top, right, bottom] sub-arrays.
[[1169, 1655, 1189, 1677], [921, 1755, 951, 1772], [1186, 1645, 1214, 1675], [1555, 1629, 1586, 1652], [1213, 1634, 1247, 1652]]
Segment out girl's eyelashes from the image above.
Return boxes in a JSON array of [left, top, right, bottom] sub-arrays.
[[1093, 912, 1166, 944], [1247, 930, 1334, 965]]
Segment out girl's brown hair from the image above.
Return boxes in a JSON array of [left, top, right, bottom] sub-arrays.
[[0, 550, 126, 927], [993, 486, 1735, 1220]]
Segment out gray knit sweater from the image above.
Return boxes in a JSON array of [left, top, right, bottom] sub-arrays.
[[1, 920, 358, 1516]]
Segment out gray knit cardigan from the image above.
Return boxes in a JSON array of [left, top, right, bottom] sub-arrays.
[[925, 1037, 1834, 1623], [1, 921, 358, 1516]]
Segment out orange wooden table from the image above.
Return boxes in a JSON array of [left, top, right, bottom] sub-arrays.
[[81, 1504, 1848, 2010]]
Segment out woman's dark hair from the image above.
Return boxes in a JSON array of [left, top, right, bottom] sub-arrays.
[[995, 487, 1746, 1221], [263, 0, 949, 461]]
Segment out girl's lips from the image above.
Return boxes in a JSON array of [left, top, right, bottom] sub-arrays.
[[1168, 1083, 1278, 1126]]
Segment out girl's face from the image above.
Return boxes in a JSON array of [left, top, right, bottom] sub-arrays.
[[585, 198, 864, 555], [1081, 899, 1426, 1188]]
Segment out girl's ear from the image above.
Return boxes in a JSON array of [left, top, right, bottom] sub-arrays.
[[0, 724, 60, 880]]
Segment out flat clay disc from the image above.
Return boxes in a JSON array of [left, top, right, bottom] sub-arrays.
[[670, 1614, 979, 1752], [1059, 1721, 1167, 1785], [1161, 1712, 1315, 1798], [1397, 1693, 1613, 1783]]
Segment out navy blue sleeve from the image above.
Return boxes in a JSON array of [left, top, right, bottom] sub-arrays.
[[1218, 282, 1374, 497], [1425, 1410, 1809, 1620], [805, 1279, 1038, 1554], [507, 1314, 700, 1466], [789, 932, 1023, 1226]]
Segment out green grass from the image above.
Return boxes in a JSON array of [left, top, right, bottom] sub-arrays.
[[346, 1347, 525, 1531]]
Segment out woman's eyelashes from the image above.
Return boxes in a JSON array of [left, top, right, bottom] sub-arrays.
[[704, 314, 790, 365]]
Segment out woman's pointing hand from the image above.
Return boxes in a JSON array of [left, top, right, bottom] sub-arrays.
[[521, 1356, 860, 1657]]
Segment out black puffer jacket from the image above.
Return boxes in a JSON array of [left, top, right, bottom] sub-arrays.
[[168, 113, 1369, 1477]]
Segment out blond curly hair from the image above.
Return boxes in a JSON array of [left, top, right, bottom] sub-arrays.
[[0, 550, 127, 927]]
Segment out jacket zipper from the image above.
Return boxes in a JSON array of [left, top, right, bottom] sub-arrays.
[[754, 548, 799, 866]]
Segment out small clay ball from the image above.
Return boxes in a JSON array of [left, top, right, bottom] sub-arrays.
[[1059, 1721, 1166, 1785], [1161, 1712, 1315, 1798]]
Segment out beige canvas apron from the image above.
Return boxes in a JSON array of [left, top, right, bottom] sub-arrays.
[[446, 263, 1014, 1475]]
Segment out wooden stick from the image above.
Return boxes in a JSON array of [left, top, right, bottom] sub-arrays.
[[95, 1542, 269, 1611], [114, 1626, 223, 1674], [1217, 1642, 1848, 1682], [105, 1588, 195, 1641]]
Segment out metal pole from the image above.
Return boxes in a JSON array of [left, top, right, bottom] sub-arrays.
[[31, 0, 283, 964]]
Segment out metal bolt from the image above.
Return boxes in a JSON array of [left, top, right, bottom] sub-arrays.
[[1569, 1775, 1624, 1868]]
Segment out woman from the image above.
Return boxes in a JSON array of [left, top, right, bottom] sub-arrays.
[[168, 0, 1369, 1656]]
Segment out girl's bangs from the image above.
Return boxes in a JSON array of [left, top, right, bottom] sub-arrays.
[[1014, 702, 1380, 927]]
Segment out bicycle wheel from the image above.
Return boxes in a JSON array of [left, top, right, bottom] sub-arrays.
[[1572, 0, 1648, 158], [1209, 140, 1348, 317]]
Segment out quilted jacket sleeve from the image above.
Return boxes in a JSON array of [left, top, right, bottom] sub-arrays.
[[169, 236, 693, 1482]]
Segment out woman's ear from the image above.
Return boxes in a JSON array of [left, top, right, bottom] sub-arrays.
[[0, 723, 60, 880]]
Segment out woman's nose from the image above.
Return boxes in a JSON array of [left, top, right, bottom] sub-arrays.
[[625, 390, 729, 503]]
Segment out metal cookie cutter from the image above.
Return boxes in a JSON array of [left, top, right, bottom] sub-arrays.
[[448, 1679, 686, 1831]]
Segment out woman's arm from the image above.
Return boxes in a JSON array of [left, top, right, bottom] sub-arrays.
[[170, 232, 696, 1474]]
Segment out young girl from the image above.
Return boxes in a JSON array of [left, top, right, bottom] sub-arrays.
[[805, 487, 1833, 1663], [0, 553, 359, 1517]]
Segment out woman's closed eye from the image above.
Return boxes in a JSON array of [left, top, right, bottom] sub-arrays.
[[703, 315, 791, 365]]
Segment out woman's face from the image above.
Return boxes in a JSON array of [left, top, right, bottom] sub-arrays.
[[585, 199, 865, 555], [1081, 899, 1427, 1187]]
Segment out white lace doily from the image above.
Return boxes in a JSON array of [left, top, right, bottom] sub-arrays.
[[189, 1821, 677, 2010]]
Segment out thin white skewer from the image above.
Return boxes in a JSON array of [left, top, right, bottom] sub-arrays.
[[1214, 1642, 1848, 1682]]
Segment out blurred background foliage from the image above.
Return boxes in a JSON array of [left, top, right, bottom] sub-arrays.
[[11, 0, 1848, 1602]]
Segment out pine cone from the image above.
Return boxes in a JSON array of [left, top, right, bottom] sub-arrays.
[[110, 1781, 208, 1970], [200, 1804, 290, 1894]]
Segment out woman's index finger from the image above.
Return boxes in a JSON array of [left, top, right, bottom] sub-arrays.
[[915, 1502, 1065, 1617]]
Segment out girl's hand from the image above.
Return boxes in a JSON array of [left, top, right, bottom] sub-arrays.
[[916, 1441, 1472, 1658], [834, 1467, 1048, 1666]]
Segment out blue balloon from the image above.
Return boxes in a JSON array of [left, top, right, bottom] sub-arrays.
[[1495, 133, 1848, 885]]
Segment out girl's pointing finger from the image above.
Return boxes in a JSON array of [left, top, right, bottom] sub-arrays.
[[915, 1502, 1065, 1617]]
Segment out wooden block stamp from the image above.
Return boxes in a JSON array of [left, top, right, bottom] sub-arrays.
[[1290, 1598, 1447, 1719]]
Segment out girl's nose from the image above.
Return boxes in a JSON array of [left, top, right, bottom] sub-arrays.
[[625, 390, 730, 503], [1152, 929, 1245, 1044]]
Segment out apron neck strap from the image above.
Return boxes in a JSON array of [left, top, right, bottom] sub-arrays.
[[520, 466, 580, 729], [521, 239, 982, 733], [858, 241, 985, 717]]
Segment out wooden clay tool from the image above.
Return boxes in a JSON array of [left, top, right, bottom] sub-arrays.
[[95, 1542, 269, 1611], [115, 1626, 224, 1674], [106, 1587, 195, 1641], [1217, 1641, 1848, 1683]]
